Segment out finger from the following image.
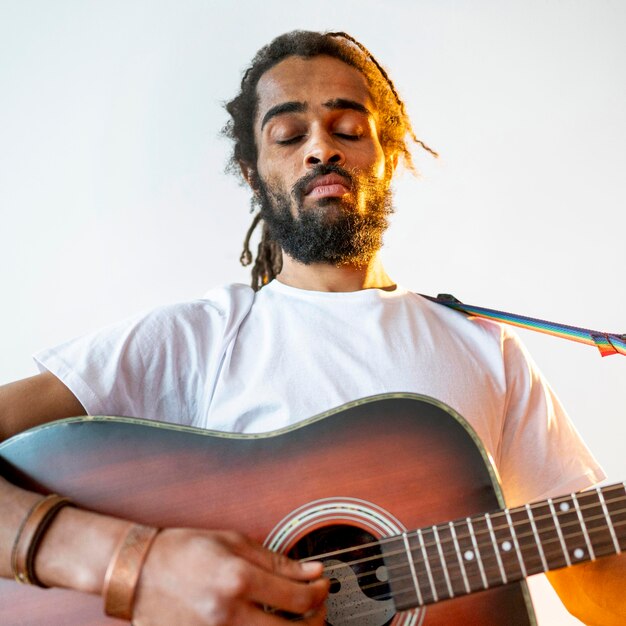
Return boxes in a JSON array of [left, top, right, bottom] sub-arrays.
[[246, 566, 330, 615], [226, 533, 324, 581]]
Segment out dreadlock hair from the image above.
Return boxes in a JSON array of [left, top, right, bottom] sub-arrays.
[[223, 30, 437, 291]]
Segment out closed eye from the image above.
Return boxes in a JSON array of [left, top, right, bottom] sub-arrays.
[[276, 136, 304, 146], [276, 132, 361, 145]]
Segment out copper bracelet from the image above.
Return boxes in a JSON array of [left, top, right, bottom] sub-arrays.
[[103, 523, 160, 621], [11, 494, 74, 587]]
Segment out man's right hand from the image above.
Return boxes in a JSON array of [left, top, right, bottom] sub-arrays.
[[133, 528, 329, 625]]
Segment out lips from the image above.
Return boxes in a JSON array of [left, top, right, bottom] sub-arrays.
[[304, 173, 351, 197]]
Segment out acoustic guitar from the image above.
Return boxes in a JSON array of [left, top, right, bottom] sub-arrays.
[[1, 394, 623, 625]]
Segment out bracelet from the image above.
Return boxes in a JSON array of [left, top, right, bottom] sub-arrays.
[[103, 523, 160, 621], [11, 494, 74, 587]]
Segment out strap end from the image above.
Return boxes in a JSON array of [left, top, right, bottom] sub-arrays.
[[591, 333, 626, 357]]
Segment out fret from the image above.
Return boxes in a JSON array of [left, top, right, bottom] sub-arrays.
[[381, 535, 423, 611], [463, 514, 506, 588], [572, 493, 596, 560], [484, 513, 508, 584], [448, 522, 471, 594], [431, 522, 466, 597], [466, 517, 489, 589], [415, 525, 457, 602], [506, 505, 545, 577], [553, 494, 591, 564], [432, 525, 454, 598], [487, 510, 526, 581], [548, 498, 572, 567], [449, 519, 492, 595], [601, 483, 626, 552], [597, 487, 621, 554], [402, 532, 423, 606], [525, 503, 548, 572], [380, 534, 427, 611], [417, 528, 439, 603], [574, 489, 623, 560], [504, 508, 527, 577], [528, 500, 567, 571]]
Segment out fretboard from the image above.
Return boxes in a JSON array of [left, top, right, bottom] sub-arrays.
[[381, 482, 626, 610]]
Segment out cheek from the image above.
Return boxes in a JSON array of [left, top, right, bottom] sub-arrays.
[[353, 134, 387, 178], [258, 161, 301, 197], [373, 157, 387, 180], [257, 165, 298, 198], [256, 142, 299, 186], [359, 145, 387, 181]]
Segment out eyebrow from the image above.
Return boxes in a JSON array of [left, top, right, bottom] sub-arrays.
[[260, 98, 372, 130], [323, 98, 372, 117]]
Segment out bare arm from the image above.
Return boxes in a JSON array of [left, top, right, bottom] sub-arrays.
[[0, 373, 118, 606], [548, 554, 626, 625], [0, 371, 86, 442], [0, 374, 328, 623]]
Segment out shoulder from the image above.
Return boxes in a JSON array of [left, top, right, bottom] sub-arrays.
[[38, 284, 256, 364], [138, 283, 255, 333], [414, 292, 509, 352], [412, 293, 539, 387], [199, 283, 256, 315]]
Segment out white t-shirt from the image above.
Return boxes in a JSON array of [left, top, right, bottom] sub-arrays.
[[35, 280, 604, 507]]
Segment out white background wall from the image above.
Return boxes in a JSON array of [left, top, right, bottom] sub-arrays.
[[1, 1, 624, 623]]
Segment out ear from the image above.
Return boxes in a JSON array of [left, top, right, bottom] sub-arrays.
[[385, 150, 399, 178], [239, 160, 259, 192]]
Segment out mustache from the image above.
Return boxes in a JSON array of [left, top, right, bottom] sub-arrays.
[[291, 164, 355, 200]]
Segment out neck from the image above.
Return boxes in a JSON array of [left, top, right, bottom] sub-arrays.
[[382, 482, 626, 611], [275, 252, 396, 292]]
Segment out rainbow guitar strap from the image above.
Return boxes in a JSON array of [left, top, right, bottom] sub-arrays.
[[422, 293, 626, 358]]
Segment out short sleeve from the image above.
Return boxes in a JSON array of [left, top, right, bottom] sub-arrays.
[[496, 329, 605, 507], [34, 285, 254, 426]]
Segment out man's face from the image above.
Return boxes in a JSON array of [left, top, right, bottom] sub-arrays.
[[252, 55, 395, 265]]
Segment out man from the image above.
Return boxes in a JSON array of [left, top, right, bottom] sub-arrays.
[[0, 30, 624, 625]]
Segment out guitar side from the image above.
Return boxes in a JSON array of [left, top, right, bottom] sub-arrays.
[[0, 393, 535, 625]]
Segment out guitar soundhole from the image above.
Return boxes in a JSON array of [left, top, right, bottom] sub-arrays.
[[287, 524, 394, 626]]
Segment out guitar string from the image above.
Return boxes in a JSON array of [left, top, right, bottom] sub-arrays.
[[356, 512, 625, 594], [322, 497, 626, 588], [343, 499, 625, 584], [281, 490, 626, 622], [340, 513, 626, 613], [309, 515, 626, 620], [298, 485, 625, 566], [290, 490, 626, 612]]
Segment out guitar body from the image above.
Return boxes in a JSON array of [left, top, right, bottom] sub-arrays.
[[0, 394, 535, 625]]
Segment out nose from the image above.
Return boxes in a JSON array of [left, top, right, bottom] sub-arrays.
[[304, 131, 345, 168]]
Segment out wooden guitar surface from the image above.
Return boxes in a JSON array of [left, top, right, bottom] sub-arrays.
[[0, 394, 534, 625]]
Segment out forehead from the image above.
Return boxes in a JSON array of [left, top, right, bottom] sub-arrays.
[[255, 55, 374, 124]]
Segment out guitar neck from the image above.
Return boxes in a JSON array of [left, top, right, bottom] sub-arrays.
[[384, 482, 626, 610]]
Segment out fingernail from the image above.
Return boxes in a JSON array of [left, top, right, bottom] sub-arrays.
[[301, 560, 322, 573]]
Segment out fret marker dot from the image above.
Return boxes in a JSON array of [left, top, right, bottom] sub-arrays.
[[559, 502, 570, 512], [573, 548, 585, 560], [376, 565, 389, 582], [464, 550, 475, 561], [501, 541, 512, 552]]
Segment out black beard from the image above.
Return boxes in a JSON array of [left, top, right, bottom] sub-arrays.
[[256, 164, 393, 266]]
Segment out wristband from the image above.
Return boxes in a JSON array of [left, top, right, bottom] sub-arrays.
[[11, 494, 74, 587], [103, 523, 160, 620]]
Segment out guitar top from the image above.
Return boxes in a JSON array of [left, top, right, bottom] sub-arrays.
[[1, 393, 578, 625]]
